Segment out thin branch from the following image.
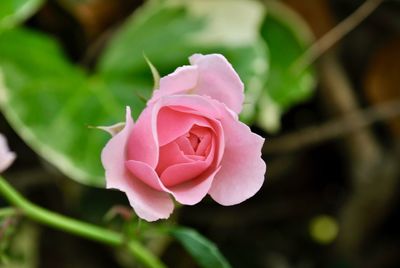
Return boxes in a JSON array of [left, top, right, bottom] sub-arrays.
[[263, 99, 400, 154], [291, 0, 385, 72]]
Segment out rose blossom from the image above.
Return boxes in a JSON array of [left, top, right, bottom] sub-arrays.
[[102, 54, 266, 221]]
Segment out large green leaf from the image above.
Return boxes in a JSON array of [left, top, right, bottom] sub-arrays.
[[170, 227, 231, 268], [0, 0, 268, 186], [98, 0, 269, 122], [0, 0, 43, 29], [0, 28, 148, 186], [258, 1, 316, 132]]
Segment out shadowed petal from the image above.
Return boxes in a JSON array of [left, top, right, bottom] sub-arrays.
[[209, 105, 266, 205], [101, 107, 173, 221]]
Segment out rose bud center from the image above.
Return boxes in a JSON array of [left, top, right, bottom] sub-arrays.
[[156, 125, 215, 187]]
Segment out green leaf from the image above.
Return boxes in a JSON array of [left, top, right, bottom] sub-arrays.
[[0, 0, 43, 29], [0, 0, 269, 187], [98, 0, 269, 122], [0, 28, 149, 186], [258, 1, 316, 132], [170, 227, 231, 268]]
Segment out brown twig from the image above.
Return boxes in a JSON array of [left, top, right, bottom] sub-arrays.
[[318, 52, 398, 262], [291, 0, 385, 72], [263, 99, 400, 154]]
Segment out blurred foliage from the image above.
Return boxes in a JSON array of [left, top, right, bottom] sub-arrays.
[[258, 1, 316, 132], [0, 0, 316, 187], [0, 218, 39, 268], [0, 0, 43, 29], [0, 0, 325, 267]]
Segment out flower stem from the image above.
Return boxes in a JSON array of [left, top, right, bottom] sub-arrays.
[[0, 176, 166, 268]]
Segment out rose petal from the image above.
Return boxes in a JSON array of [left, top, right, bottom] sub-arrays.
[[160, 161, 209, 187], [101, 107, 134, 190], [175, 136, 196, 155], [151, 65, 198, 103], [157, 95, 222, 122], [125, 160, 164, 191], [190, 126, 212, 156], [157, 107, 211, 146], [208, 105, 266, 205], [124, 177, 174, 222], [168, 167, 220, 205], [101, 107, 173, 221], [126, 106, 159, 168], [163, 136, 217, 205], [157, 95, 226, 165], [189, 54, 244, 114], [156, 141, 192, 174], [160, 132, 215, 187], [0, 134, 16, 172]]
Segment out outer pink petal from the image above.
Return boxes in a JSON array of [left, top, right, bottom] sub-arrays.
[[126, 106, 158, 168], [189, 54, 244, 114], [168, 168, 220, 205], [151, 65, 198, 103], [125, 160, 164, 191], [208, 105, 266, 205], [101, 107, 134, 190], [101, 107, 173, 221], [156, 95, 222, 120], [124, 178, 174, 222]]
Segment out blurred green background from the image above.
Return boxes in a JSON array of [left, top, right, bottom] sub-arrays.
[[0, 0, 400, 267]]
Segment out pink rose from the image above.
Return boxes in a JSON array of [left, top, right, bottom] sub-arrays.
[[101, 54, 266, 221]]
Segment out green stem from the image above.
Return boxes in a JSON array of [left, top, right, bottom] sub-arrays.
[[0, 176, 166, 268]]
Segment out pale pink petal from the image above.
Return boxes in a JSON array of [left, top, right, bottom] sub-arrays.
[[0, 134, 16, 172], [168, 167, 220, 205], [151, 65, 198, 103], [125, 160, 164, 191], [101, 107, 173, 221], [124, 178, 174, 222], [189, 54, 244, 114], [101, 107, 134, 190], [126, 106, 158, 168], [209, 105, 266, 205], [157, 95, 222, 121]]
